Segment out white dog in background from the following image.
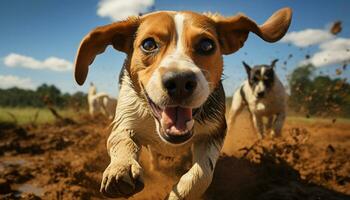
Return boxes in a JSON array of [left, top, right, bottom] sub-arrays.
[[229, 60, 287, 139], [88, 82, 117, 119]]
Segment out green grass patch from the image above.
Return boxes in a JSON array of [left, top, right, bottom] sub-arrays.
[[287, 115, 350, 125], [0, 107, 83, 125]]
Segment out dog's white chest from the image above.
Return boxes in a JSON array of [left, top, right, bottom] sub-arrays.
[[256, 102, 266, 111], [250, 99, 274, 116]]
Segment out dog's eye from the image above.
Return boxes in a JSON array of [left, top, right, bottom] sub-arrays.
[[141, 38, 158, 53], [196, 39, 215, 55]]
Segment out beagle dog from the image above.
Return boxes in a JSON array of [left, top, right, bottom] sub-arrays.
[[229, 60, 287, 139], [88, 82, 117, 120], [74, 8, 292, 199]]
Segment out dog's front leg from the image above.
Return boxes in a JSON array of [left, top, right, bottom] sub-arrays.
[[100, 129, 144, 198], [252, 115, 264, 139], [272, 112, 286, 137], [228, 89, 244, 126], [266, 116, 274, 132], [167, 138, 222, 200]]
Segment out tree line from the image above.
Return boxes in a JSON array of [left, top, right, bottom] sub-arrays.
[[288, 64, 350, 117], [0, 84, 87, 108], [1, 65, 349, 118]]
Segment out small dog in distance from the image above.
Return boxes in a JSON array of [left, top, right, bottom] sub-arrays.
[[229, 59, 287, 139], [88, 82, 117, 120]]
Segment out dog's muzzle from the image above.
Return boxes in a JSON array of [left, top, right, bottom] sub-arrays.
[[146, 96, 195, 145], [257, 91, 265, 99], [144, 71, 199, 145], [159, 106, 194, 144]]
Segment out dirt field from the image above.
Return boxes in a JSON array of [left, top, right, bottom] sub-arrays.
[[0, 112, 349, 200]]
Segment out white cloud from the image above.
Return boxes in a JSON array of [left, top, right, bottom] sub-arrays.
[[281, 29, 334, 47], [97, 0, 154, 21], [3, 53, 72, 72], [0, 75, 36, 89], [300, 38, 350, 67]]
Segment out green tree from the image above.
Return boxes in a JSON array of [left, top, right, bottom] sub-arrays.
[[289, 64, 350, 117], [288, 64, 314, 112], [0, 84, 87, 109], [36, 84, 64, 107]]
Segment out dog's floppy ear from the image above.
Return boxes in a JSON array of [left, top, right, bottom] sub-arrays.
[[74, 17, 140, 85], [271, 59, 279, 68], [215, 7, 292, 55], [242, 61, 251, 75]]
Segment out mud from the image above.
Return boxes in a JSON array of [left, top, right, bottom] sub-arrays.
[[0, 112, 349, 200]]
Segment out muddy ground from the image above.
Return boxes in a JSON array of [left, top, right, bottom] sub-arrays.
[[0, 112, 349, 200]]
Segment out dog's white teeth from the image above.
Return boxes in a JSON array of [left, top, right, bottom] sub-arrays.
[[166, 128, 170, 133], [186, 119, 194, 131]]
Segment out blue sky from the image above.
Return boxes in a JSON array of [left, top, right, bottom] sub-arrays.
[[0, 0, 349, 96]]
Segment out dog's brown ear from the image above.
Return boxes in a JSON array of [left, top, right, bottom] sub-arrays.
[[215, 7, 292, 55], [74, 17, 140, 85]]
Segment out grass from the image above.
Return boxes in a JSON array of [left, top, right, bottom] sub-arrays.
[[1, 104, 349, 126], [0, 107, 83, 125], [287, 115, 350, 125]]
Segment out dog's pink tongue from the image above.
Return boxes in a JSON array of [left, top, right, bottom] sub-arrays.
[[161, 107, 192, 134]]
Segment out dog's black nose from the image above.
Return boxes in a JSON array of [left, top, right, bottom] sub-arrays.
[[162, 71, 197, 100], [257, 91, 265, 98]]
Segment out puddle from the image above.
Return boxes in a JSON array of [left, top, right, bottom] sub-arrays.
[[0, 158, 43, 196], [13, 183, 45, 197], [0, 158, 28, 171], [0, 158, 27, 165]]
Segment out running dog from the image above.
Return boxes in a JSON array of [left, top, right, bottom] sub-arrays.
[[88, 82, 117, 120], [74, 8, 292, 199], [229, 59, 287, 139]]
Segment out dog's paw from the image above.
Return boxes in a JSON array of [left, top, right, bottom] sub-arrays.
[[270, 130, 276, 137], [166, 191, 181, 200], [167, 190, 193, 200], [166, 185, 189, 200], [270, 130, 282, 138], [100, 159, 144, 198]]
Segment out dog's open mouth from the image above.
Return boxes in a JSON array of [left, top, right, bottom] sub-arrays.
[[145, 92, 194, 145]]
